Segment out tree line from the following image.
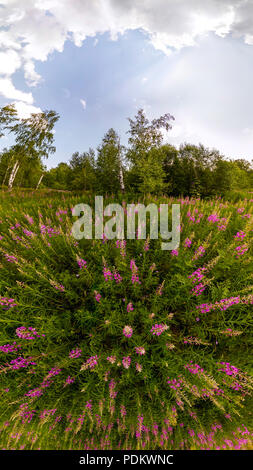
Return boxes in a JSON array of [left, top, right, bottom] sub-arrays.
[[0, 104, 252, 196]]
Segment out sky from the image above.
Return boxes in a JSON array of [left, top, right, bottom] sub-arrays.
[[0, 0, 253, 169]]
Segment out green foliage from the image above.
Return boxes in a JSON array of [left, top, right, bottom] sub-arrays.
[[0, 190, 252, 450], [69, 149, 96, 191], [44, 163, 72, 190], [96, 128, 124, 193]]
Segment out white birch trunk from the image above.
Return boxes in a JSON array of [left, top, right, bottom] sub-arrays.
[[8, 160, 19, 190], [119, 165, 125, 192], [36, 173, 44, 189], [2, 164, 11, 187]]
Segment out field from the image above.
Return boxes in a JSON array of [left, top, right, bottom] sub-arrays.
[[0, 189, 252, 450]]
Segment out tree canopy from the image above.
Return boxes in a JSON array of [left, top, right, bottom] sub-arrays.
[[0, 105, 252, 195]]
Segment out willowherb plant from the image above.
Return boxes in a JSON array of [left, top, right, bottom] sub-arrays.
[[0, 189, 252, 450]]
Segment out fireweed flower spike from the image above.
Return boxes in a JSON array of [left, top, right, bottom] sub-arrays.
[[130, 259, 141, 284], [63, 376, 75, 387], [123, 326, 133, 338], [150, 324, 168, 336], [4, 253, 18, 263], [135, 347, 146, 355], [69, 348, 82, 359], [116, 240, 126, 257], [171, 249, 178, 256], [0, 342, 21, 353], [192, 245, 206, 261], [81, 355, 99, 371], [94, 291, 101, 302], [156, 281, 165, 296], [107, 356, 116, 364], [143, 237, 150, 252], [16, 327, 45, 340], [234, 231, 246, 239], [234, 244, 248, 257], [0, 297, 17, 309], [184, 237, 192, 248], [122, 356, 131, 369], [103, 266, 113, 282], [113, 270, 122, 283], [77, 258, 87, 269], [50, 280, 65, 291], [127, 302, 134, 312], [135, 363, 142, 372], [10, 357, 37, 370]]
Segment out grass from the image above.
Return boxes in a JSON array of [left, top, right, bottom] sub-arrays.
[[0, 189, 252, 450]]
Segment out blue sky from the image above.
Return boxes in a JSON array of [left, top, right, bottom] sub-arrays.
[[29, 30, 162, 167], [1, 1, 253, 168]]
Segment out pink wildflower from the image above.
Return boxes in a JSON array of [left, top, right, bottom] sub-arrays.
[[122, 356, 131, 369], [150, 324, 168, 336], [123, 325, 133, 338], [135, 347, 145, 355], [69, 348, 82, 359]]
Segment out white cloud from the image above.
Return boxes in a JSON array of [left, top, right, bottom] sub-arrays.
[[23, 61, 42, 87], [0, 77, 33, 103], [0, 49, 21, 75], [80, 98, 87, 109], [13, 101, 42, 118], [1, 1, 253, 84], [0, 1, 253, 118]]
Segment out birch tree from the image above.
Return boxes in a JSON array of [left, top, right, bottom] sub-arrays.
[[0, 104, 18, 137], [36, 173, 44, 189], [126, 109, 174, 193], [0, 104, 59, 189]]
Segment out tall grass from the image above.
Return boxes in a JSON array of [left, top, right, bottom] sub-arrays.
[[0, 189, 252, 450]]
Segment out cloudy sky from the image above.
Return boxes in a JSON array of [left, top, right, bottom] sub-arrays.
[[0, 0, 253, 168]]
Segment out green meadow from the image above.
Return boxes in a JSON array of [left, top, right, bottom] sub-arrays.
[[0, 189, 252, 450]]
